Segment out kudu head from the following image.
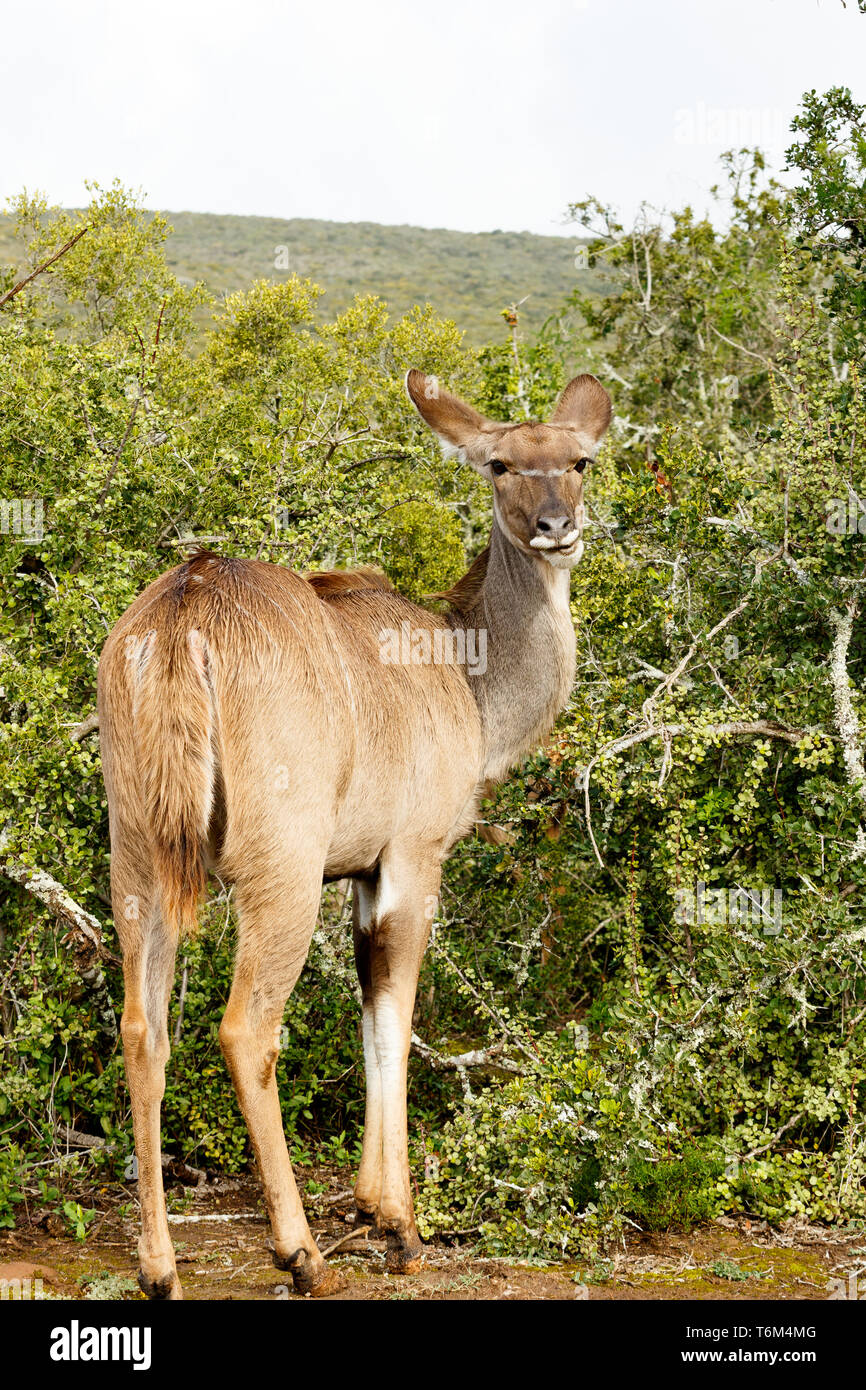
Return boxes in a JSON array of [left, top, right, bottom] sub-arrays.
[[406, 369, 612, 569]]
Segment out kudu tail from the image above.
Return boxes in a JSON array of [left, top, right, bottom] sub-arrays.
[[133, 625, 214, 935]]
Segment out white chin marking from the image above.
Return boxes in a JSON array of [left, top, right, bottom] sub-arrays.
[[542, 539, 584, 569]]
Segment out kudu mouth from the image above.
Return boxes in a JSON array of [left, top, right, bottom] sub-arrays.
[[492, 497, 586, 569], [528, 528, 582, 553], [527, 511, 585, 567]]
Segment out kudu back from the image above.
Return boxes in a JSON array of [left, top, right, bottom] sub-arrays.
[[98, 368, 612, 1298]]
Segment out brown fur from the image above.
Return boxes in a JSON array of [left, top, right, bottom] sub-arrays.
[[305, 565, 394, 597]]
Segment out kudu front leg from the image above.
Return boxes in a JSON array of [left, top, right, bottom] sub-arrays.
[[352, 887, 385, 1236], [352, 856, 439, 1272]]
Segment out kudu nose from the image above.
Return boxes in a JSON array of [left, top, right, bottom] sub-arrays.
[[535, 514, 574, 542]]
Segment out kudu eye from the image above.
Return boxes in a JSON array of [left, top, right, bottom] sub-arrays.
[[489, 459, 507, 476], [574, 458, 592, 473]]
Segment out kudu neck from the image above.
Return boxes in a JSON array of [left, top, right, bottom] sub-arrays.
[[453, 519, 577, 784]]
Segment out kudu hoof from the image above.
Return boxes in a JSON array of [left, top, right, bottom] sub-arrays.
[[384, 1233, 424, 1275], [271, 1244, 346, 1298], [138, 1268, 183, 1300], [306, 1265, 347, 1298]]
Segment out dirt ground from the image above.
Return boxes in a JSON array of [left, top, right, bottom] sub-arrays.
[[2, 1168, 864, 1301]]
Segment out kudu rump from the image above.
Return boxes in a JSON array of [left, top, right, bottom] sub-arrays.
[[98, 369, 612, 1298]]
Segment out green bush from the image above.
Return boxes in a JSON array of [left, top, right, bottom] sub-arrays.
[[623, 1150, 724, 1232]]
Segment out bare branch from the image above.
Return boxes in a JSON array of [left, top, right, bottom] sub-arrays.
[[0, 830, 119, 1038], [582, 719, 815, 868], [160, 534, 228, 550], [0, 227, 88, 312], [320, 1227, 371, 1258], [744, 1111, 804, 1161], [68, 711, 100, 742], [828, 596, 866, 861], [641, 547, 781, 725], [93, 397, 141, 506], [411, 1033, 521, 1074]]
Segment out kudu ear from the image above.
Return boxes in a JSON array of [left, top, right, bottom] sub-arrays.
[[405, 369, 489, 465], [550, 374, 612, 448]]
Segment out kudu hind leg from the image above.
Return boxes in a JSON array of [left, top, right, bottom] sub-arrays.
[[220, 873, 344, 1297], [118, 896, 181, 1300], [358, 852, 440, 1273]]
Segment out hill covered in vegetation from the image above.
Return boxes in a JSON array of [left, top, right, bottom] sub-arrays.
[[0, 209, 600, 344]]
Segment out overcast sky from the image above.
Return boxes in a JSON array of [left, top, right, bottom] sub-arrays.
[[2, 0, 863, 236]]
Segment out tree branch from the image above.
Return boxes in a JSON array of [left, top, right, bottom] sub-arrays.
[[410, 1033, 521, 1074], [68, 711, 100, 742], [642, 547, 780, 726], [93, 396, 141, 506], [0, 227, 88, 311], [828, 596, 866, 861], [582, 720, 815, 868], [0, 831, 119, 1038]]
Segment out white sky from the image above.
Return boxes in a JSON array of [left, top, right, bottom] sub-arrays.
[[1, 0, 863, 236]]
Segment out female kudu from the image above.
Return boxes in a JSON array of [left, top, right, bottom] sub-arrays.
[[97, 369, 612, 1298]]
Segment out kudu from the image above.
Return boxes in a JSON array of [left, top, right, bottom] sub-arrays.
[[98, 368, 612, 1299]]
